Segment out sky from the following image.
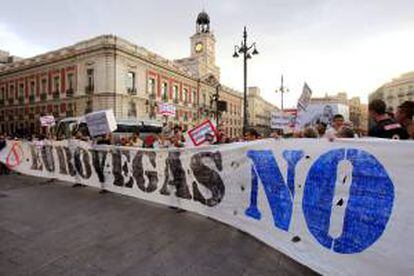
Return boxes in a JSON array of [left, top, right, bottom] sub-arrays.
[[1, 0, 414, 108]]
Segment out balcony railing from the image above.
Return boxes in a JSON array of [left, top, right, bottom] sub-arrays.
[[29, 94, 35, 103], [127, 87, 137, 95], [173, 98, 179, 104], [149, 93, 156, 100], [40, 93, 47, 101], [85, 85, 94, 95], [66, 88, 74, 98], [18, 96, 25, 104], [53, 91, 60, 99]]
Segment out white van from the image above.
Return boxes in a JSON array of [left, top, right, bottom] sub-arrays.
[[56, 117, 163, 142]]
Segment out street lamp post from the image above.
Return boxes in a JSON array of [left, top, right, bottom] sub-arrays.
[[233, 26, 259, 135], [213, 84, 221, 127], [275, 75, 289, 112]]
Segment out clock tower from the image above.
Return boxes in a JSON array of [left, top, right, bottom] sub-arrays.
[[175, 11, 220, 80]]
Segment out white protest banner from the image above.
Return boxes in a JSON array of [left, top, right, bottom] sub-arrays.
[[158, 103, 176, 117], [187, 119, 217, 146], [1, 138, 414, 276], [40, 115, 55, 127], [85, 109, 117, 137]]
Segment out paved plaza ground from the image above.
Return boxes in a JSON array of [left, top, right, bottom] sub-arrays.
[[0, 174, 317, 276]]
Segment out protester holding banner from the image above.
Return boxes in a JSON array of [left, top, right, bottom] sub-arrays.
[[303, 127, 319, 138], [244, 128, 261, 141], [336, 125, 356, 138], [150, 135, 161, 148], [95, 133, 113, 145], [369, 99, 409, 139], [315, 122, 327, 137], [324, 114, 345, 138], [395, 101, 414, 139], [171, 125, 186, 148], [203, 133, 215, 146], [160, 121, 173, 148], [129, 132, 143, 147]]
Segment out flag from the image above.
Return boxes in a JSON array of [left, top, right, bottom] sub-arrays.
[[297, 82, 312, 112]]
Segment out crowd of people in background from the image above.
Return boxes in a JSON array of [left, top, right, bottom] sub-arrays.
[[272, 99, 414, 141], [0, 99, 413, 175]]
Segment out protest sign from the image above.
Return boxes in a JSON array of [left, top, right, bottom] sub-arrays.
[[158, 103, 176, 117], [1, 138, 414, 275], [40, 115, 55, 127], [297, 103, 349, 127], [187, 119, 217, 146], [297, 82, 312, 113], [271, 112, 290, 130], [271, 111, 298, 133], [85, 109, 117, 137]]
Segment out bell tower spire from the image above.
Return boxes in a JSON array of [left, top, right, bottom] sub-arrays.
[[196, 10, 210, 33], [175, 10, 220, 80]]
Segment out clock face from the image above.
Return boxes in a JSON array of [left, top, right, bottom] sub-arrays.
[[195, 42, 204, 53]]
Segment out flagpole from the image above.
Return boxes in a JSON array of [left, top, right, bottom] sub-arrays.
[[281, 75, 284, 112], [276, 74, 288, 112]]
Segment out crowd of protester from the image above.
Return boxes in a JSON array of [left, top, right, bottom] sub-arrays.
[[0, 99, 413, 174], [69, 98, 414, 149]]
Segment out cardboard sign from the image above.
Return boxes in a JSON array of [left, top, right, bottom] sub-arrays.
[[40, 115, 55, 127], [158, 103, 176, 117], [85, 109, 117, 137], [187, 119, 217, 146]]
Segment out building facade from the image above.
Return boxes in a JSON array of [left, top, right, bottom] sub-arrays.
[[369, 71, 414, 113], [247, 87, 279, 136], [0, 11, 244, 138], [310, 92, 349, 105], [220, 86, 243, 137], [0, 50, 21, 66]]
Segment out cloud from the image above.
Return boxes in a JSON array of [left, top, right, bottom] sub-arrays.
[[0, 23, 47, 58], [1, 0, 414, 108]]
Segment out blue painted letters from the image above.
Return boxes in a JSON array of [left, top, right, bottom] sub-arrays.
[[245, 150, 304, 231], [245, 148, 395, 254]]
